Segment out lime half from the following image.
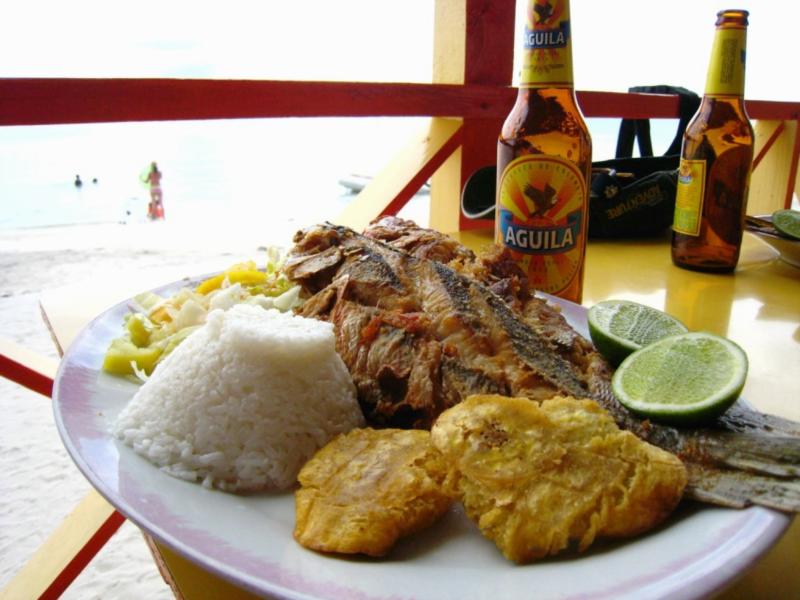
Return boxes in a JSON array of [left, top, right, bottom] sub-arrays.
[[588, 300, 688, 366], [772, 209, 800, 240], [612, 332, 748, 425]]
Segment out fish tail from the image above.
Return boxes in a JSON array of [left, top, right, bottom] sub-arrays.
[[686, 464, 800, 512], [694, 431, 800, 479]]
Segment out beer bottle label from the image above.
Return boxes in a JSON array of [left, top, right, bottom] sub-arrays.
[[705, 26, 747, 96], [673, 159, 707, 236], [495, 154, 586, 295], [519, 0, 574, 87]]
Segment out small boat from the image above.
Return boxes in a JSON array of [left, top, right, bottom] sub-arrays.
[[338, 173, 374, 193], [338, 174, 431, 194]]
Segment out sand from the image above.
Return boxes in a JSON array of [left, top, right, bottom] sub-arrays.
[[0, 215, 348, 598], [0, 224, 253, 598]]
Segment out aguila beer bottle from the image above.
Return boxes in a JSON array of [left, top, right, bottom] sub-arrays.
[[495, 0, 592, 303], [671, 9, 754, 272]]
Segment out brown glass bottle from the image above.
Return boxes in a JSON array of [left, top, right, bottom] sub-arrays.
[[671, 10, 753, 272], [495, 0, 591, 304]]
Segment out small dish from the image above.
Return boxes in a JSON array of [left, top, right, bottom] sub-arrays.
[[746, 214, 800, 268]]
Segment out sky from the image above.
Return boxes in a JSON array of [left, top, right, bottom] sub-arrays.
[[571, 0, 799, 102], [2, 0, 796, 100]]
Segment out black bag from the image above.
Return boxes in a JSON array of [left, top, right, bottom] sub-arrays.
[[459, 85, 701, 235], [588, 85, 700, 238]]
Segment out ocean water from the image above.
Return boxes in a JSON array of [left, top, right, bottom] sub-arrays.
[[0, 117, 437, 231], [0, 115, 667, 232]]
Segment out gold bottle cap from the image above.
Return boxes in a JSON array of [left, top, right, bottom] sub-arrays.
[[715, 9, 749, 27]]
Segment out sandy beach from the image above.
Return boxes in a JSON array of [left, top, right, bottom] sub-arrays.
[[0, 223, 256, 598]]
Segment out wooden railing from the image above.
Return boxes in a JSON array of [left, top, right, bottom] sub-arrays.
[[4, 77, 799, 125], [2, 77, 798, 232]]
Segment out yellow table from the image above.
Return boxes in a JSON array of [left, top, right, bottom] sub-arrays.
[[40, 231, 799, 599], [455, 229, 800, 423]]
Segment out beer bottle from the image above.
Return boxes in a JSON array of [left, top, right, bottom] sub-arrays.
[[671, 9, 753, 272], [495, 0, 592, 304]]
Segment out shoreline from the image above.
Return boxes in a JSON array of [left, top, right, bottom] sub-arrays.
[[0, 218, 294, 253], [0, 186, 431, 253]]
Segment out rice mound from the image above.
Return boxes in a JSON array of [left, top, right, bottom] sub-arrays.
[[112, 303, 364, 492]]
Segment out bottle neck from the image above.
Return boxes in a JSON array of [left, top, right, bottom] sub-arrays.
[[704, 13, 748, 97], [518, 0, 574, 88]]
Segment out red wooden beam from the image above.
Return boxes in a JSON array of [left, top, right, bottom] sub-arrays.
[[381, 124, 465, 217], [745, 100, 800, 121], [785, 119, 800, 209], [464, 0, 515, 86], [1, 79, 798, 128], [578, 91, 679, 119], [0, 346, 125, 600], [0, 78, 512, 125], [2, 78, 796, 127], [0, 352, 54, 398], [38, 510, 126, 600], [456, 0, 516, 231], [0, 78, 680, 125], [753, 121, 786, 171]]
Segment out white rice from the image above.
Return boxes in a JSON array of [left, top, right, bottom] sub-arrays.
[[112, 304, 363, 492]]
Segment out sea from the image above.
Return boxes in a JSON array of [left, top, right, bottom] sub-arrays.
[[0, 114, 677, 233], [0, 117, 438, 232]]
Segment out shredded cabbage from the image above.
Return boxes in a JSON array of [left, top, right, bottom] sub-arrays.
[[104, 246, 303, 379], [130, 360, 150, 383]]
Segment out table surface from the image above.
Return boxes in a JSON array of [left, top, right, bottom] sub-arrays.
[[41, 230, 800, 599]]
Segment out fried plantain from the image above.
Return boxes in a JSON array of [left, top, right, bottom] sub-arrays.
[[431, 394, 688, 563], [294, 428, 455, 557]]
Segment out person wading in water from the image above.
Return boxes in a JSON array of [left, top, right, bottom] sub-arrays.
[[143, 162, 165, 220]]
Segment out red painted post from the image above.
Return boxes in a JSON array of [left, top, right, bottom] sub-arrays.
[[458, 0, 516, 230]]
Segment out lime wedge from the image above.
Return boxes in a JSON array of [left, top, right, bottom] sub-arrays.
[[612, 332, 748, 425], [588, 300, 688, 366], [772, 209, 800, 240]]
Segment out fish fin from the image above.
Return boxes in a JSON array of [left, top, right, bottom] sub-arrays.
[[685, 464, 800, 512], [720, 402, 800, 437], [699, 432, 800, 478]]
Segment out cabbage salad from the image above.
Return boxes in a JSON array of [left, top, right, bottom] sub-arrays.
[[103, 248, 303, 380]]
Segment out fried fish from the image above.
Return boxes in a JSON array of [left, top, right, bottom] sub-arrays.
[[285, 220, 800, 512], [431, 394, 688, 563], [294, 428, 455, 557]]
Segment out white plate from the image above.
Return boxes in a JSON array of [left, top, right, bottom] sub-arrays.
[[748, 215, 800, 268], [53, 277, 790, 600]]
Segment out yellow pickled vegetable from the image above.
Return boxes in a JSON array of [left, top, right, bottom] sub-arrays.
[[195, 262, 267, 295], [125, 313, 152, 347], [226, 269, 267, 285], [148, 303, 174, 325], [102, 339, 162, 376], [103, 252, 302, 381]]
